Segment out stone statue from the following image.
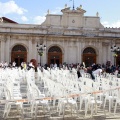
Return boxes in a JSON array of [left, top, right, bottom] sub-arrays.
[[47, 9, 50, 14], [0, 17, 3, 23], [65, 4, 67, 8], [80, 5, 82, 9], [96, 12, 99, 17]]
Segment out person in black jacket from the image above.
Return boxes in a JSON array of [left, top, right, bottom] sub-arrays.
[[83, 66, 95, 81], [77, 67, 82, 78]]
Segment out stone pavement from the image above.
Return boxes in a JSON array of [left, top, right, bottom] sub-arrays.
[[1, 106, 119, 120], [0, 82, 120, 120]]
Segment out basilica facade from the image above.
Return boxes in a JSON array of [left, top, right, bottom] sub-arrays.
[[0, 5, 120, 67]]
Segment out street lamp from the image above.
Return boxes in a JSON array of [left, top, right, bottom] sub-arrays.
[[36, 43, 46, 66], [111, 44, 120, 66]]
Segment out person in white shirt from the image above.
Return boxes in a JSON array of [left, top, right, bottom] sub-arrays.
[[54, 63, 57, 68], [4, 61, 8, 68], [12, 61, 16, 67], [29, 62, 34, 69], [93, 68, 102, 76]]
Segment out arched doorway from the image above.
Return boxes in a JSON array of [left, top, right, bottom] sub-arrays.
[[116, 53, 120, 66], [82, 47, 96, 67], [48, 46, 62, 67], [11, 45, 27, 66]]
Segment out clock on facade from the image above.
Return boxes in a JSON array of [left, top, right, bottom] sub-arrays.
[[72, 20, 75, 23]]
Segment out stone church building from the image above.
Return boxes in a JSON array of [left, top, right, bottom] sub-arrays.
[[0, 5, 120, 67]]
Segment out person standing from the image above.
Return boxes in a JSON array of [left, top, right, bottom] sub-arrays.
[[54, 63, 57, 68], [12, 61, 16, 67], [77, 67, 82, 78], [86, 66, 95, 81]]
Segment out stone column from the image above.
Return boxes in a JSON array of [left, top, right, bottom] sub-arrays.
[[32, 38, 37, 61], [5, 36, 10, 63], [1, 39, 5, 62], [64, 39, 68, 63], [62, 39, 67, 63], [81, 39, 85, 63], [98, 40, 103, 64], [78, 39, 81, 64], [42, 38, 47, 65], [28, 38, 32, 61], [108, 45, 111, 63]]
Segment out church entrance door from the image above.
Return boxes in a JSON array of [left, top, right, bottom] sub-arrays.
[[48, 46, 62, 67], [11, 45, 27, 66], [82, 47, 96, 67]]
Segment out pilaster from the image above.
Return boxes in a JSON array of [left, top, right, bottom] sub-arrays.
[[1, 39, 5, 62], [28, 38, 32, 61], [5, 36, 10, 62]]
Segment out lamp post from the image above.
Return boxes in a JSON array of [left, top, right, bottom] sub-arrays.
[[111, 44, 120, 66], [36, 43, 46, 66]]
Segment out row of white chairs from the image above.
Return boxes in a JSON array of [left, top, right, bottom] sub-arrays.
[[0, 67, 120, 119]]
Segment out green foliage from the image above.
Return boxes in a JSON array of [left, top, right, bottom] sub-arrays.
[[39, 52, 44, 56]]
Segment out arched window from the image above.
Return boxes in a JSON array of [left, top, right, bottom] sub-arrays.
[[83, 47, 96, 54], [12, 45, 26, 51], [48, 46, 62, 53]]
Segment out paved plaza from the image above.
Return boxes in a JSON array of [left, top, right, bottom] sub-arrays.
[[0, 81, 119, 120]]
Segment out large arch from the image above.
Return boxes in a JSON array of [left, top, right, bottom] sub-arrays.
[[48, 46, 62, 67], [11, 44, 27, 66], [82, 47, 96, 67]]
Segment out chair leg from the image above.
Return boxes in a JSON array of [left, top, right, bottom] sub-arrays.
[[91, 104, 94, 117], [75, 103, 78, 117], [47, 105, 51, 117], [35, 104, 38, 119], [63, 104, 66, 118], [31, 102, 35, 119], [58, 103, 62, 116], [19, 104, 24, 120], [6, 104, 11, 118], [3, 103, 8, 118], [109, 99, 112, 113], [85, 101, 88, 117], [79, 97, 83, 111], [103, 98, 106, 110], [71, 104, 72, 116], [114, 101, 117, 115]]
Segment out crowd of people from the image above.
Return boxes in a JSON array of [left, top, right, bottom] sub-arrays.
[[0, 61, 34, 70], [76, 62, 120, 80], [0, 61, 120, 80]]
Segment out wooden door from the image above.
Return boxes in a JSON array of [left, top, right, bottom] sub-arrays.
[[48, 53, 62, 67], [116, 54, 120, 66], [11, 45, 27, 67], [83, 54, 96, 67], [82, 47, 96, 67], [48, 46, 62, 67], [11, 51, 27, 66]]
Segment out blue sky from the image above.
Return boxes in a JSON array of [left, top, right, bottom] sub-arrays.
[[0, 0, 120, 27]]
